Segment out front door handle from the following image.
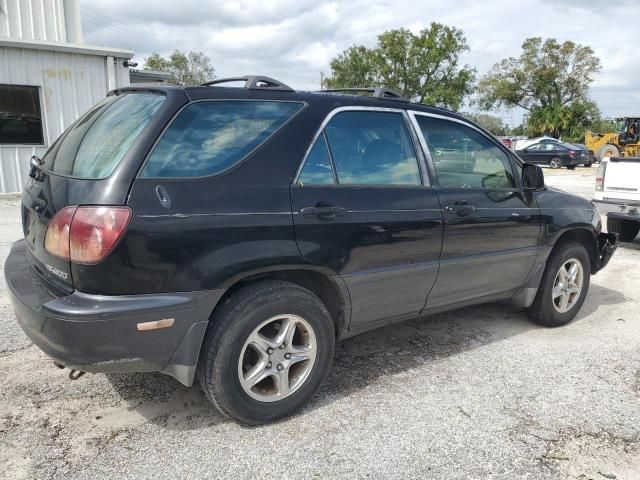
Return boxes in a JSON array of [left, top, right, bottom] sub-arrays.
[[444, 203, 476, 216], [300, 205, 348, 218]]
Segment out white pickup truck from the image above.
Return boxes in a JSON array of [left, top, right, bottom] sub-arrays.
[[593, 157, 640, 242]]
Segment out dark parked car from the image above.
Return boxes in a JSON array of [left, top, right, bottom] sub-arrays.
[[516, 141, 593, 169], [5, 77, 617, 424], [570, 143, 597, 166]]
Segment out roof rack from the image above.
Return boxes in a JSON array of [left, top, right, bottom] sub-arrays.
[[318, 87, 409, 102], [200, 75, 294, 92]]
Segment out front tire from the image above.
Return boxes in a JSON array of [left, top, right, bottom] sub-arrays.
[[607, 217, 640, 242], [526, 241, 590, 327], [198, 280, 335, 425]]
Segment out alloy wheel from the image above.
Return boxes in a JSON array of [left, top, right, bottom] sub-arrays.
[[552, 258, 584, 313], [238, 314, 317, 402]]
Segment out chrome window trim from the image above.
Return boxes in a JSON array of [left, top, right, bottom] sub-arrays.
[[407, 110, 519, 189], [293, 106, 430, 187]]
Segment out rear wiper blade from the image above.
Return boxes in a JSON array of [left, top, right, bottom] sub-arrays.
[[28, 155, 44, 180]]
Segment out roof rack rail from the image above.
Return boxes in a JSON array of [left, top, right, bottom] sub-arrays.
[[319, 87, 409, 102], [200, 75, 294, 92]]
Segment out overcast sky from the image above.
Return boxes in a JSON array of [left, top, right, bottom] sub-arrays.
[[81, 0, 639, 126]]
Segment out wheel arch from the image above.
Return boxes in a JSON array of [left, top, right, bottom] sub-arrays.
[[163, 265, 350, 388], [215, 265, 351, 337], [552, 227, 599, 274]]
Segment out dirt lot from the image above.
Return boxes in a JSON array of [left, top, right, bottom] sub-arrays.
[[1, 168, 640, 480]]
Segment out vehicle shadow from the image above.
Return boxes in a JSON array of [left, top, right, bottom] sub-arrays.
[[105, 283, 627, 430]]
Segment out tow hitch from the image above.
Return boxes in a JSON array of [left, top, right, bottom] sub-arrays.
[[68, 370, 86, 380], [52, 361, 86, 380], [595, 232, 618, 272]]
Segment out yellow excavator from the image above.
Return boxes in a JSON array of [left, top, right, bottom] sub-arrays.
[[585, 117, 640, 160]]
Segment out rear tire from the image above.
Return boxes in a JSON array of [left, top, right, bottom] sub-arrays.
[[526, 241, 590, 327], [549, 157, 562, 169], [607, 217, 640, 242], [198, 280, 335, 425], [567, 165, 577, 170]]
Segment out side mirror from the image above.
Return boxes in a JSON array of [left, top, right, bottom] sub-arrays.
[[522, 163, 545, 190]]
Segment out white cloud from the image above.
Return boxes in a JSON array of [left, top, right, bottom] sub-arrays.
[[82, 0, 640, 123]]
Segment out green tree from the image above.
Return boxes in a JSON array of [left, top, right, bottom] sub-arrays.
[[511, 124, 527, 136], [477, 37, 601, 139], [464, 113, 507, 136], [526, 100, 601, 141], [144, 50, 214, 86], [325, 23, 476, 110]]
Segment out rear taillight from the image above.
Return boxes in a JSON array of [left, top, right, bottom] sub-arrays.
[[44, 206, 131, 264], [595, 161, 607, 191], [44, 206, 76, 260], [568, 150, 576, 158]]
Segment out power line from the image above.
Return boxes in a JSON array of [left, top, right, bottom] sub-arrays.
[[82, 8, 175, 53]]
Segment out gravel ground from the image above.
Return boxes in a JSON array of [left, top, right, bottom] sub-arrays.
[[1, 169, 640, 480]]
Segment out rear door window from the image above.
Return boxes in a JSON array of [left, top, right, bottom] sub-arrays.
[[141, 101, 304, 178], [322, 111, 421, 186], [43, 93, 165, 179]]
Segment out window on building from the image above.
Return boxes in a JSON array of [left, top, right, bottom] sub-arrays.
[[0, 85, 44, 145]]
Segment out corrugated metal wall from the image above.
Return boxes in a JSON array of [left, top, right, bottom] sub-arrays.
[[0, 0, 68, 42], [0, 46, 130, 192]]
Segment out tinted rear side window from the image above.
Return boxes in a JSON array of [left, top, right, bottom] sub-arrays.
[[141, 101, 304, 178], [324, 111, 420, 185], [43, 93, 165, 179]]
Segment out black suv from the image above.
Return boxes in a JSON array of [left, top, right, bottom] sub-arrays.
[[5, 76, 617, 424]]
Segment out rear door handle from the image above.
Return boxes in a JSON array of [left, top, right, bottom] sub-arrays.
[[300, 205, 348, 218], [444, 203, 476, 216]]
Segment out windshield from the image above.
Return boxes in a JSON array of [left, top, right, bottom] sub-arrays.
[[42, 93, 165, 179]]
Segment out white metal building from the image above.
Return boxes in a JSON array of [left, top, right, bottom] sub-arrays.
[[0, 0, 133, 193]]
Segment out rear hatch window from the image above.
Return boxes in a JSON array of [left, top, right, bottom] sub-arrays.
[[42, 93, 165, 179]]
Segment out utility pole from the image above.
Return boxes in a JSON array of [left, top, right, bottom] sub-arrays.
[[320, 72, 325, 90]]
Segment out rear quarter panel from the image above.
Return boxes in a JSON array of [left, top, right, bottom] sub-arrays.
[[71, 183, 301, 294]]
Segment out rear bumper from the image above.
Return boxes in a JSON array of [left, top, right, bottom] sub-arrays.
[[593, 199, 640, 222], [563, 158, 579, 166], [5, 240, 224, 386]]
